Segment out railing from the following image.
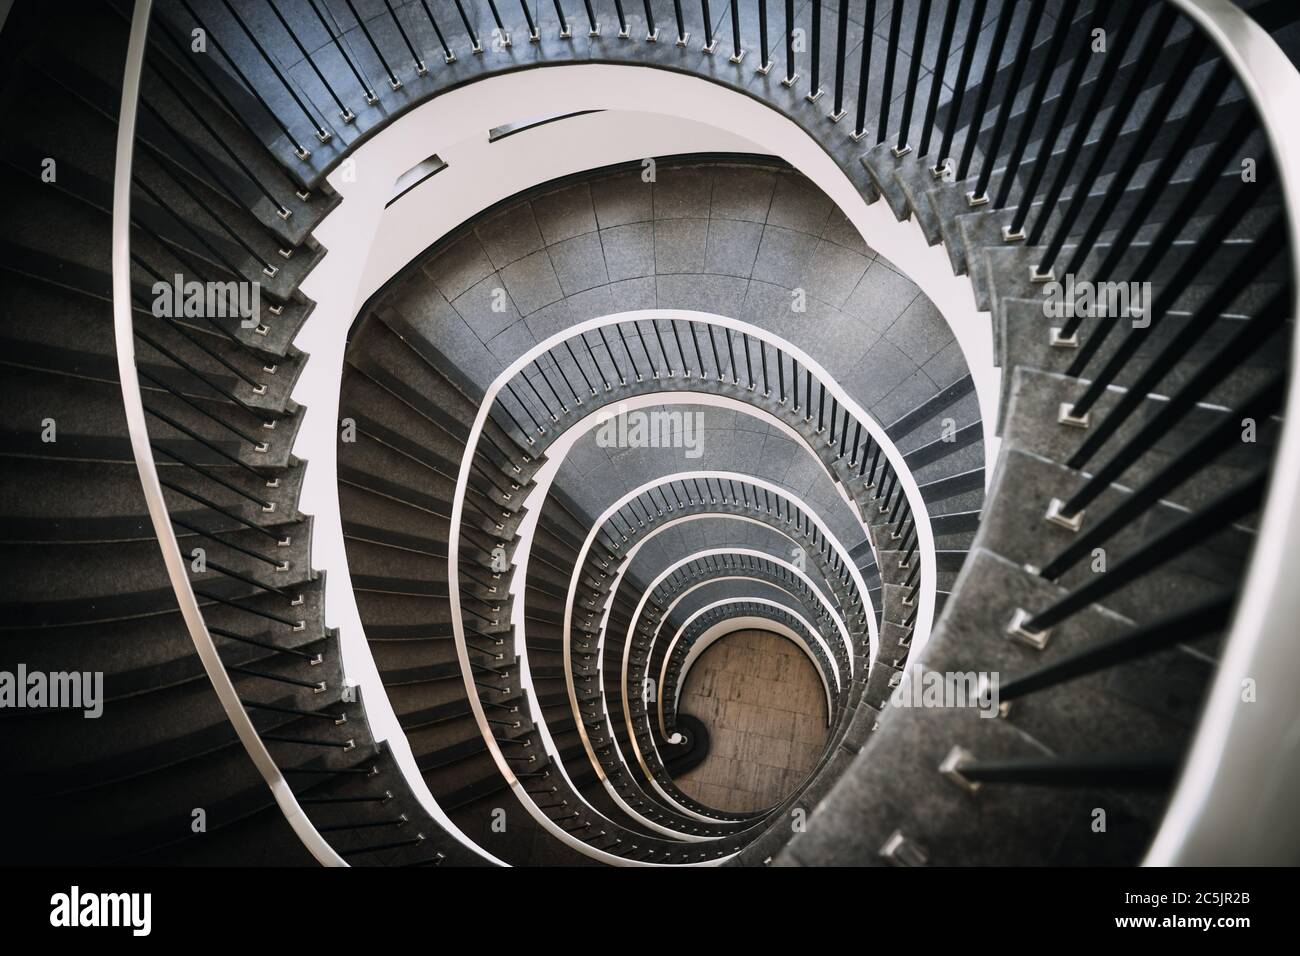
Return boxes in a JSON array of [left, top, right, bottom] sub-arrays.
[[113, 0, 501, 865], [522, 470, 876, 823], [617, 548, 848, 816], [112, 0, 345, 867], [121, 0, 1300, 863]]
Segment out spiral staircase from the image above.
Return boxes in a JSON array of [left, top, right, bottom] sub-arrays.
[[1, 0, 1298, 867]]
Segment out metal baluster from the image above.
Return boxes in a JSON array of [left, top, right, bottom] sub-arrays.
[[267, 0, 356, 122], [178, 0, 313, 158], [416, 0, 458, 62], [1018, 472, 1266, 637], [613, 0, 630, 37], [916, 0, 961, 157], [701, 0, 717, 52], [851, 0, 877, 141], [729, 0, 744, 62], [1006, 1, 1108, 236], [581, 0, 600, 36], [782, 0, 798, 87], [991, 0, 1079, 212], [1044, 375, 1285, 579], [1033, 5, 1180, 273], [306, 0, 379, 102], [451, 0, 485, 52], [876, 0, 903, 145], [382, 0, 429, 75], [968, 0, 1043, 202], [894, 0, 931, 153], [673, 0, 690, 45], [999, 597, 1233, 703], [643, 0, 661, 41], [517, 0, 539, 42], [1058, 70, 1237, 344], [756, 0, 772, 73], [1065, 247, 1284, 470], [1024, 3, 1149, 248], [554, 0, 573, 38], [831, 0, 849, 121], [340, 0, 404, 89], [806, 0, 822, 101], [1064, 165, 1270, 422], [953, 0, 1016, 183], [479, 0, 511, 47], [1055, 34, 1208, 285], [933, 0, 989, 178]]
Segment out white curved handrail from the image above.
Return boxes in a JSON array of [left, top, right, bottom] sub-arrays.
[[1148, 0, 1300, 867], [111, 0, 344, 867]]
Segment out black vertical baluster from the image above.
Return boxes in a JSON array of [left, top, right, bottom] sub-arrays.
[[581, 0, 599, 36], [876, 0, 903, 145], [895, 0, 932, 152], [267, 0, 355, 123], [341, 0, 403, 88], [1026, 3, 1148, 251], [517, 0, 539, 42], [916, 0, 960, 157], [851, 0, 876, 140], [783, 0, 798, 86], [554, 0, 573, 38], [383, 0, 428, 76], [934, 0, 988, 178], [143, 61, 292, 218], [807, 1, 822, 101], [992, 0, 1078, 210], [954, 0, 1016, 182], [216, 0, 332, 140], [451, 0, 484, 51], [643, 0, 661, 41], [306, 0, 378, 102], [832, 0, 849, 120], [424, 8, 458, 60], [180, 0, 314, 158], [757, 0, 772, 72], [970, 5, 1041, 201], [613, 0, 630, 37], [729, 0, 744, 62], [1058, 34, 1206, 283], [701, 0, 716, 52], [485, 0, 512, 47], [1034, 4, 1178, 274], [777, 348, 786, 402], [673, 0, 689, 44]]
